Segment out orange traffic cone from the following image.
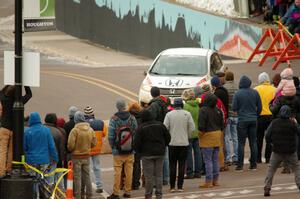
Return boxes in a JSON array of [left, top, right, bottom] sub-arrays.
[[66, 161, 74, 199]]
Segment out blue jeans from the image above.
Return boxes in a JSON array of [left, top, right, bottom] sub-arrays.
[[224, 117, 238, 163], [237, 121, 258, 167], [28, 163, 55, 198], [90, 155, 104, 189], [201, 147, 219, 182], [186, 138, 202, 176], [163, 147, 169, 184]]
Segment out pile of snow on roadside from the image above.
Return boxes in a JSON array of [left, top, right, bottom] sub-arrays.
[[175, 0, 238, 17]]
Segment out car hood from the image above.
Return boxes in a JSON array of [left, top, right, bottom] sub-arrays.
[[147, 74, 208, 88]]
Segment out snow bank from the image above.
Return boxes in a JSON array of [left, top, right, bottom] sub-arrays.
[[175, 0, 239, 17]]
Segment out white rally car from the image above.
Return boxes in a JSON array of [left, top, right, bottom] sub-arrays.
[[138, 48, 225, 105]]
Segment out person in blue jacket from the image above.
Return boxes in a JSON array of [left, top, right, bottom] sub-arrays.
[[282, 0, 300, 34], [24, 111, 58, 195], [232, 76, 262, 172]]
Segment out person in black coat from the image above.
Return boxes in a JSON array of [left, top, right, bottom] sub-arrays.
[[134, 109, 170, 199], [293, 76, 300, 160], [0, 85, 32, 177], [264, 105, 300, 197], [211, 76, 229, 117]]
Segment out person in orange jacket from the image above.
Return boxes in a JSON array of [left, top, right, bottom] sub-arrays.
[[84, 106, 108, 193]]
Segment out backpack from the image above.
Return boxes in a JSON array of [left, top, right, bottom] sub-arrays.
[[113, 115, 134, 154]]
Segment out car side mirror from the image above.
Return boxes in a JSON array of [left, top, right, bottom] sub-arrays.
[[143, 71, 147, 76]]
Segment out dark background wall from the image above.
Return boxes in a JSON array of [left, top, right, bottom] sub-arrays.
[[55, 0, 201, 58]]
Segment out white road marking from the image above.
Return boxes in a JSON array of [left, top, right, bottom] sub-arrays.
[[130, 183, 296, 199], [219, 191, 235, 196], [203, 193, 216, 197], [169, 196, 184, 199], [239, 189, 254, 194], [185, 194, 199, 199], [214, 190, 298, 199], [285, 185, 298, 190], [272, 186, 283, 191]]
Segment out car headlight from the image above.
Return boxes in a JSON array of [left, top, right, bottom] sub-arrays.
[[141, 76, 152, 92], [141, 84, 152, 92]]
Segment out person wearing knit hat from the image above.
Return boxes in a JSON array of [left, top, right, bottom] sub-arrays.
[[84, 106, 94, 117], [68, 106, 78, 119], [116, 99, 127, 112], [211, 76, 221, 88], [163, 97, 195, 192], [83, 106, 107, 193], [68, 110, 96, 199], [107, 99, 138, 199], [74, 111, 86, 123], [211, 75, 229, 172], [254, 72, 276, 164], [276, 68, 296, 97], [211, 75, 229, 117], [64, 106, 79, 147]]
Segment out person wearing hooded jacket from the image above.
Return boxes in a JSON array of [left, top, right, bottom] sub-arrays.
[[0, 85, 32, 177], [198, 93, 224, 188], [107, 99, 138, 199], [264, 105, 300, 197], [232, 75, 262, 171], [68, 111, 96, 199], [293, 76, 300, 160], [63, 105, 78, 144], [164, 98, 195, 192], [134, 109, 170, 199], [182, 89, 202, 179], [254, 72, 276, 164], [147, 86, 170, 185], [24, 112, 58, 197]]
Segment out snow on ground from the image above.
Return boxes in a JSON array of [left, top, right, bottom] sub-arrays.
[[175, 0, 239, 17]]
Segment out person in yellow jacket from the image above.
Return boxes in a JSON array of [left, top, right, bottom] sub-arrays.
[[68, 111, 96, 199], [254, 72, 276, 164], [84, 106, 108, 193]]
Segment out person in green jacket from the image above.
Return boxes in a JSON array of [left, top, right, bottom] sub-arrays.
[[182, 89, 202, 179]]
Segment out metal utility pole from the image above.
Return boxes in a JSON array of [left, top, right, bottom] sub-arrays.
[[0, 0, 34, 198], [13, 0, 24, 167]]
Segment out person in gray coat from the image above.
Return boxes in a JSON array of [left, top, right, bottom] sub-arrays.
[[163, 98, 195, 192]]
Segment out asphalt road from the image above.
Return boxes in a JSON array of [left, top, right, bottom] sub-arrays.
[[1, 43, 300, 198]]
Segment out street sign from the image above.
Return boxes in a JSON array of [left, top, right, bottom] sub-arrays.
[[23, 0, 56, 31], [4, 51, 40, 87]]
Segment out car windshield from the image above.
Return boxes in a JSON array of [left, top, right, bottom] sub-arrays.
[[150, 55, 207, 76]]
